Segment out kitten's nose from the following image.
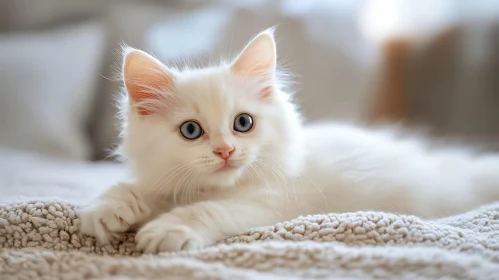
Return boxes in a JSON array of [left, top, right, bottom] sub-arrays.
[[213, 146, 235, 160]]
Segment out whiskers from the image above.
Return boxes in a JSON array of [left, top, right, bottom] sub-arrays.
[[142, 159, 206, 206], [139, 152, 327, 216], [248, 152, 328, 215]]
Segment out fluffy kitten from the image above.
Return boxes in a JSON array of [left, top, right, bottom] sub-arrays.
[[79, 28, 499, 254]]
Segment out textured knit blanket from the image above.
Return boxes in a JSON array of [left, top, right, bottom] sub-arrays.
[[1, 201, 499, 280]]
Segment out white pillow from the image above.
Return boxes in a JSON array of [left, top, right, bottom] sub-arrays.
[[0, 21, 106, 160]]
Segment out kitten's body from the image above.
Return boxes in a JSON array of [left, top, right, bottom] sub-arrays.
[[80, 29, 499, 254]]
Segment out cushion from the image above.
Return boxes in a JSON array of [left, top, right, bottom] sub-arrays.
[[0, 21, 106, 160]]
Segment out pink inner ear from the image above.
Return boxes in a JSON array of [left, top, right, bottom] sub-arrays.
[[125, 80, 168, 116], [123, 50, 173, 116], [231, 31, 277, 101], [260, 86, 273, 100]]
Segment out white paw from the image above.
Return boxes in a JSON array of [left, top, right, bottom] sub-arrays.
[[78, 188, 150, 244], [135, 215, 205, 254]]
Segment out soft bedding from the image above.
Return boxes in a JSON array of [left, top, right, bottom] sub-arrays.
[[0, 147, 125, 204], [0, 148, 498, 279]]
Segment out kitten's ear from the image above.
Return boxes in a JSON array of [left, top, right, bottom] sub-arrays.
[[122, 47, 174, 115], [231, 28, 276, 98]]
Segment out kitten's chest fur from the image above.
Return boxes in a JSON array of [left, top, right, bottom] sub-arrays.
[[152, 169, 329, 220]]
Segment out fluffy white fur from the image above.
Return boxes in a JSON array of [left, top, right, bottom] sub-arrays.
[[79, 28, 499, 254]]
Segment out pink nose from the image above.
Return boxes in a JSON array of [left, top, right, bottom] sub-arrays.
[[213, 147, 235, 160]]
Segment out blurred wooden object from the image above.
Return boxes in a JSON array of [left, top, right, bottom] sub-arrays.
[[367, 26, 461, 123], [368, 38, 413, 122]]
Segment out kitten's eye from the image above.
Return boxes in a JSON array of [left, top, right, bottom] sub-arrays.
[[180, 121, 203, 140], [234, 113, 253, 133]]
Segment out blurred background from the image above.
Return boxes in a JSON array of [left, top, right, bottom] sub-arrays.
[[1, 0, 499, 164]]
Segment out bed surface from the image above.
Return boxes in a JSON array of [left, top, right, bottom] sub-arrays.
[[0, 147, 126, 204]]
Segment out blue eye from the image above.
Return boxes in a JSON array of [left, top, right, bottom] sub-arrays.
[[234, 113, 253, 133], [180, 121, 203, 140]]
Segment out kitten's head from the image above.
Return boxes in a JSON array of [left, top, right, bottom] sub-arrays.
[[117, 29, 303, 189]]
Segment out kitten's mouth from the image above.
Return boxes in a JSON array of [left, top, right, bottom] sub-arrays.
[[216, 161, 238, 172]]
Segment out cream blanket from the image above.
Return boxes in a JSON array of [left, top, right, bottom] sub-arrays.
[[1, 200, 499, 280]]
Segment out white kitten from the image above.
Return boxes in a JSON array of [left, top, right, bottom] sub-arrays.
[[79, 28, 499, 254]]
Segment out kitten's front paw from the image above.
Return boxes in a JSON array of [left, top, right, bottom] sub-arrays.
[[136, 215, 205, 254], [79, 187, 150, 244]]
